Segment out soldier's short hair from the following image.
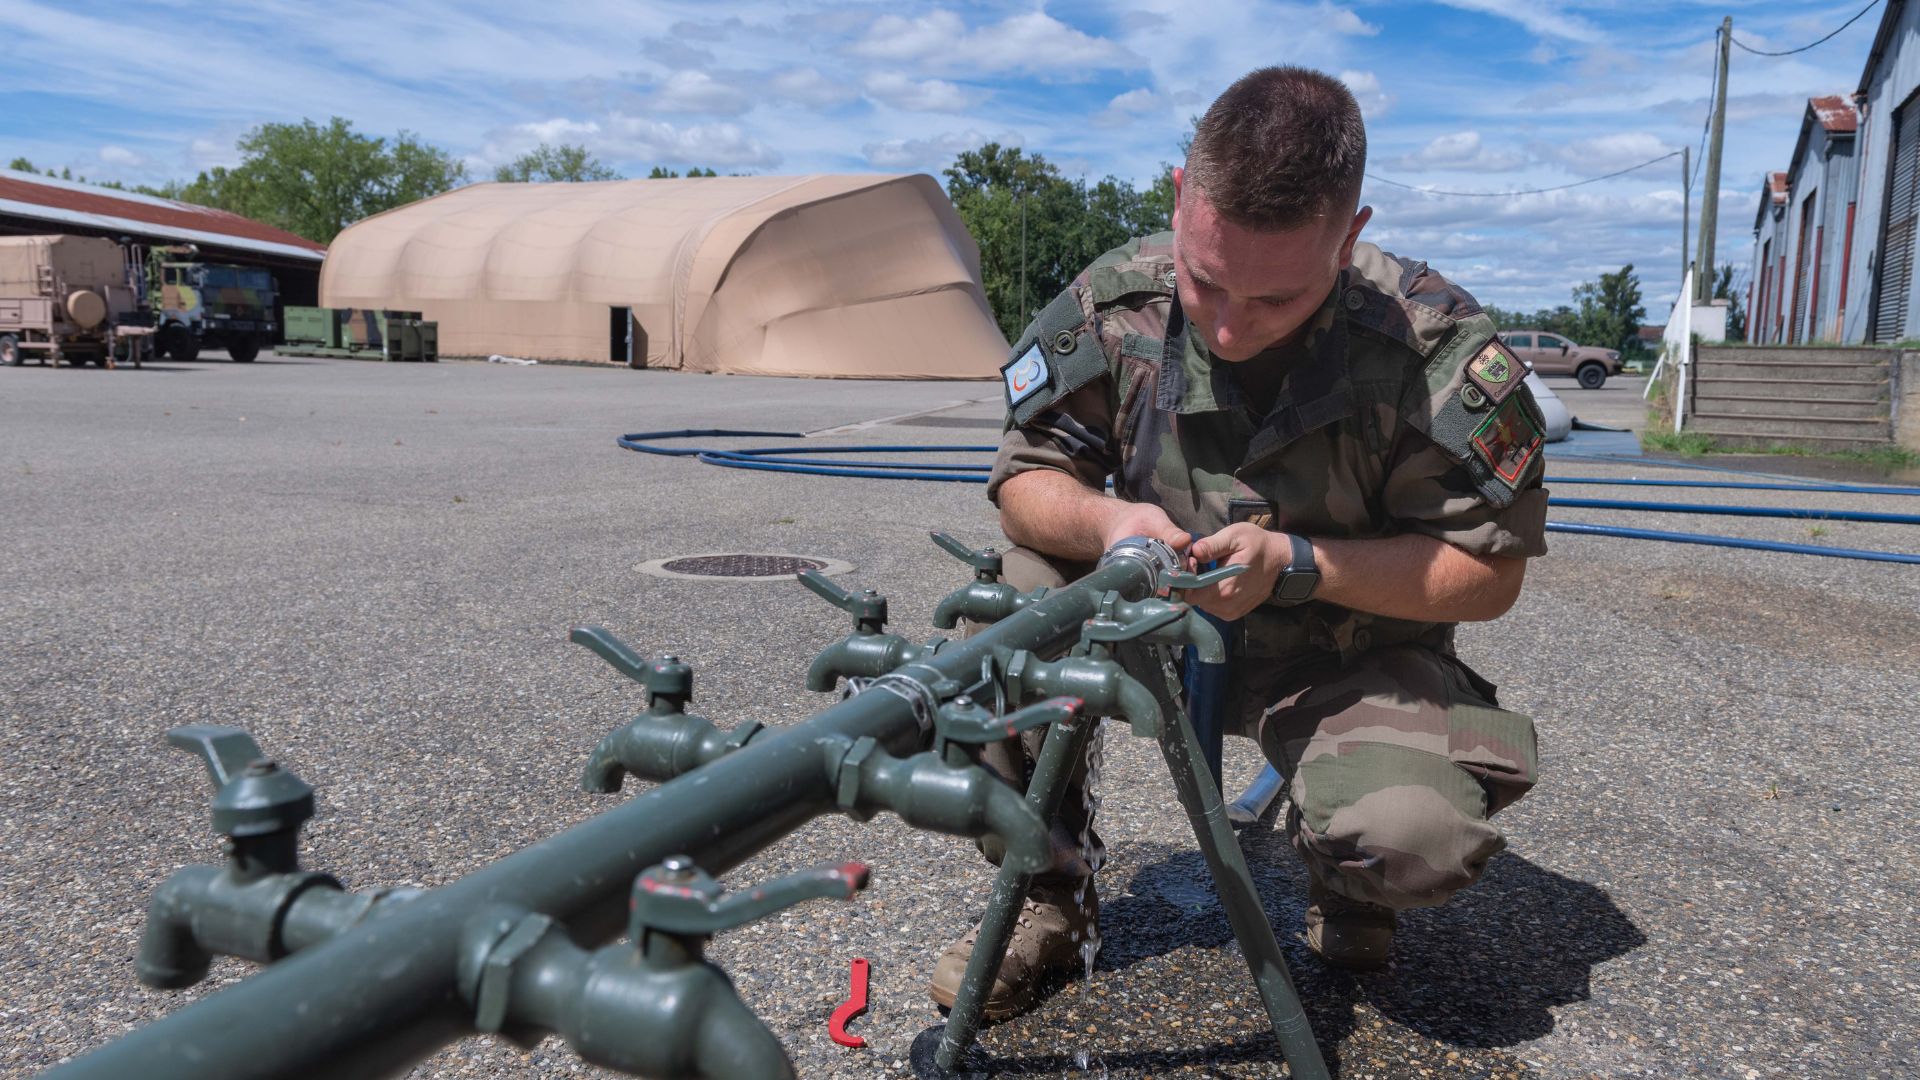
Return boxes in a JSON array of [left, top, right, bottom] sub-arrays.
[[1184, 67, 1368, 232]]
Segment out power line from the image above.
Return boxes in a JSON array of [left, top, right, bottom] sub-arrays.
[[1366, 150, 1681, 198], [1729, 0, 1881, 56]]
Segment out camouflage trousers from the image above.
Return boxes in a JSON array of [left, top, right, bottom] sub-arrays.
[[969, 546, 1539, 912]]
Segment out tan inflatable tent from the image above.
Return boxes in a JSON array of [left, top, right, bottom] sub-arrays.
[[319, 174, 1007, 377]]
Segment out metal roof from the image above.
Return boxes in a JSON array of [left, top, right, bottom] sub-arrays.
[[1810, 95, 1859, 134], [0, 169, 325, 261]]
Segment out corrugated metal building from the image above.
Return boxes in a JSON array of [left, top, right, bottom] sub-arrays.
[[1846, 0, 1920, 341], [0, 169, 325, 306], [1747, 98, 1858, 345], [1749, 171, 1790, 343]]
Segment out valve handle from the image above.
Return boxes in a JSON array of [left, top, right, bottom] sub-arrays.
[[1165, 563, 1248, 592], [928, 532, 1003, 578], [798, 568, 854, 609], [570, 625, 649, 684], [165, 725, 267, 791], [799, 570, 888, 628], [631, 856, 871, 937], [935, 695, 1080, 745], [1081, 604, 1188, 644]]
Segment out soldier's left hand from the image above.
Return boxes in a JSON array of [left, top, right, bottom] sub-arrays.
[[1186, 524, 1288, 621]]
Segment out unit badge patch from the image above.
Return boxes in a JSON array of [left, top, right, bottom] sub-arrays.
[[1466, 339, 1523, 404], [1470, 395, 1544, 488], [1003, 343, 1050, 408]]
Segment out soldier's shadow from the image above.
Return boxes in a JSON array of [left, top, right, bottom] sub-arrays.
[[1099, 830, 1645, 1052]]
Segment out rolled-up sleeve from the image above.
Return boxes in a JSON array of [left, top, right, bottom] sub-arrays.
[[986, 381, 1117, 505], [1381, 435, 1549, 558]]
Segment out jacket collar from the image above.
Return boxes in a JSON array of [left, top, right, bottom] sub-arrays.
[[1156, 278, 1359, 459]]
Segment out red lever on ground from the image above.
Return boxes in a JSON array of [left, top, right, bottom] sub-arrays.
[[828, 957, 870, 1048]]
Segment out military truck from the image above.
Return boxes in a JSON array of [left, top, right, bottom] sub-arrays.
[[143, 244, 278, 363], [0, 234, 152, 368]]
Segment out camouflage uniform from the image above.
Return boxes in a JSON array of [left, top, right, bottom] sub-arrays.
[[983, 232, 1547, 911]]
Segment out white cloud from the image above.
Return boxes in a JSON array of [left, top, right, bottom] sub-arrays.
[[605, 115, 779, 168], [766, 67, 857, 108], [1313, 1, 1379, 37], [1392, 131, 1527, 172], [1339, 70, 1393, 119], [1430, 0, 1605, 44], [649, 70, 752, 116], [862, 72, 976, 113], [847, 10, 1142, 77], [98, 145, 145, 167], [1092, 87, 1165, 128], [862, 128, 1020, 171], [1545, 132, 1674, 173]]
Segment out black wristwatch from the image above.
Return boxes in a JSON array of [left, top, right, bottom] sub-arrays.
[[1270, 533, 1320, 606]]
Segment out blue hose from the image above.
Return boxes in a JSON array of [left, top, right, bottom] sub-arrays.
[[616, 430, 1920, 563], [1546, 498, 1920, 526], [1545, 521, 1920, 564]]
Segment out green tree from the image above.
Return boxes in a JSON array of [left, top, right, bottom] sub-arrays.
[[1568, 264, 1647, 357], [7, 156, 33, 172], [944, 142, 1173, 338], [495, 143, 621, 183], [1714, 262, 1745, 342], [647, 166, 717, 178], [163, 117, 466, 243]]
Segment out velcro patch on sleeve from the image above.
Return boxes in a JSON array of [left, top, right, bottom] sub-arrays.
[[1466, 338, 1524, 405], [1471, 394, 1544, 488], [1002, 343, 1050, 409]]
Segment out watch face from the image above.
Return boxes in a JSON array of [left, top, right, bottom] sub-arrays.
[[1276, 571, 1320, 603]]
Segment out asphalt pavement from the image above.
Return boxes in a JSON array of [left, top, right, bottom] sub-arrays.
[[2, 355, 1915, 1079]]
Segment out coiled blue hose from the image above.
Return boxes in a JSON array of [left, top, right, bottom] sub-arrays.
[[616, 430, 1920, 563]]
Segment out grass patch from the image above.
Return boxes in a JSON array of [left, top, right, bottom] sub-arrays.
[[1737, 442, 1920, 471], [1640, 428, 1716, 455]]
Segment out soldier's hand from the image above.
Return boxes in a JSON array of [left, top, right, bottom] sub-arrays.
[[1100, 502, 1191, 556], [1186, 524, 1287, 621]]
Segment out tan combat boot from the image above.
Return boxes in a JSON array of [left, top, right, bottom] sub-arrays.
[[929, 884, 1098, 1021], [1305, 881, 1397, 971]]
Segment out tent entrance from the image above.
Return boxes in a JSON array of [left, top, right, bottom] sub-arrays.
[[611, 306, 644, 367]]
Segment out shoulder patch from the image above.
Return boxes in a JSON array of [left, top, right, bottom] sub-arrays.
[[1005, 287, 1111, 427], [1465, 338, 1524, 405], [1471, 394, 1544, 489], [1002, 343, 1049, 408]]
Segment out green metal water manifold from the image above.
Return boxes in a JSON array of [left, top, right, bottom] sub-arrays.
[[46, 531, 1327, 1080]]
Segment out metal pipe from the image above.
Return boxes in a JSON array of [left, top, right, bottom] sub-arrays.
[[52, 558, 1156, 1080]]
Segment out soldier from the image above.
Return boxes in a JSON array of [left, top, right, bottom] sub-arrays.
[[931, 66, 1547, 1019]]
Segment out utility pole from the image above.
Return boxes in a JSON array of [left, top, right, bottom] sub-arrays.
[[1695, 16, 1732, 304], [1681, 144, 1691, 296]]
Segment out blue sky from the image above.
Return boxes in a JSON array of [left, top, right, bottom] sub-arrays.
[[0, 1, 1882, 315]]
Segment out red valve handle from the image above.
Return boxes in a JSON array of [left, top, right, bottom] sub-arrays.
[[828, 957, 870, 1048]]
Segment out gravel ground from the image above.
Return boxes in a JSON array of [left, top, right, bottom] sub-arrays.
[[2, 356, 1916, 1079]]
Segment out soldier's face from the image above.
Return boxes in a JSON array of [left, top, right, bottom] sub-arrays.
[[1171, 169, 1370, 362]]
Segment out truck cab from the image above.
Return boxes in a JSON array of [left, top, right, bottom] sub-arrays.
[[147, 249, 278, 363]]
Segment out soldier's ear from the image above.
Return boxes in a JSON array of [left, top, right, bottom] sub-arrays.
[[1170, 167, 1185, 230], [1337, 206, 1372, 269]]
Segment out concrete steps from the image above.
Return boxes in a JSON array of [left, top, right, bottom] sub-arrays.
[[1686, 345, 1895, 451], [1695, 396, 1888, 420]]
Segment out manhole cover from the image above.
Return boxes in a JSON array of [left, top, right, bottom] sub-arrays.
[[637, 552, 854, 582]]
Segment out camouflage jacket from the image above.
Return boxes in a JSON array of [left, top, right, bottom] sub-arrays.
[[988, 232, 1549, 670]]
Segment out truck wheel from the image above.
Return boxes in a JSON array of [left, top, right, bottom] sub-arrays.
[[162, 327, 201, 364], [1576, 363, 1607, 390], [228, 338, 260, 363], [0, 335, 19, 366]]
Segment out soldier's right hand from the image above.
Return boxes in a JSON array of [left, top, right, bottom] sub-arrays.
[[1100, 502, 1191, 556]]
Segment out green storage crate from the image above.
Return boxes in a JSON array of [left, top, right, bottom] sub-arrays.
[[283, 306, 336, 347]]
